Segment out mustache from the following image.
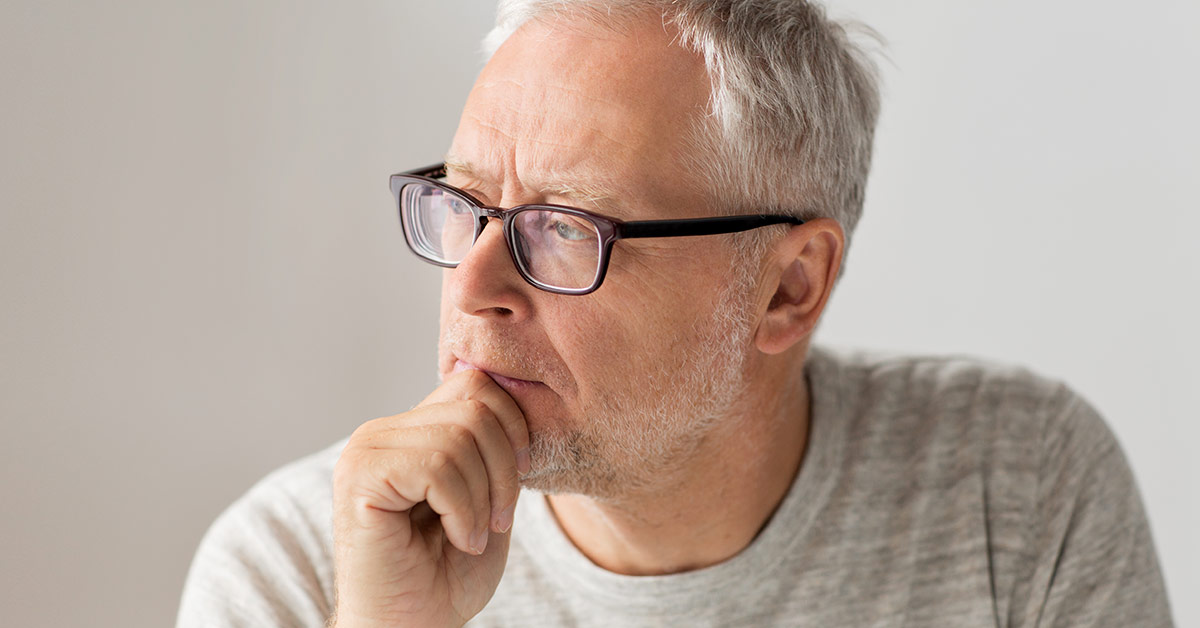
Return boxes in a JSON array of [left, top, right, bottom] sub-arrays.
[[441, 324, 560, 386]]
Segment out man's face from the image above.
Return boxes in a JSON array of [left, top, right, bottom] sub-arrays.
[[436, 16, 757, 496]]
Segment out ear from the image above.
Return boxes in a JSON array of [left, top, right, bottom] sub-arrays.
[[753, 218, 844, 355]]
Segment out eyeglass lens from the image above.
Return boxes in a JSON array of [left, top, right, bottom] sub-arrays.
[[400, 182, 604, 291]]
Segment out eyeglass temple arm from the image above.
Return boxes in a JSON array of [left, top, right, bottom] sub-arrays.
[[618, 215, 803, 239]]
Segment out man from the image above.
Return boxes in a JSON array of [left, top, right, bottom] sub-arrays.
[[178, 1, 1173, 626]]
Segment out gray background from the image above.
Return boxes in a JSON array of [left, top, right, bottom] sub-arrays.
[[1, 1, 1195, 627]]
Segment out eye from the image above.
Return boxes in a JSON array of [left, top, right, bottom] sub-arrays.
[[552, 218, 593, 241], [446, 196, 472, 216]]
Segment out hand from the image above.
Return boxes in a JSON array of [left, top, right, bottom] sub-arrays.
[[330, 369, 531, 628]]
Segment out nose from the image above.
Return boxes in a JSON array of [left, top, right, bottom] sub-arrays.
[[445, 217, 531, 319]]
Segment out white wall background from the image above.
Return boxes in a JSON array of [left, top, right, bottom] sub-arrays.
[[0, 1, 1194, 627]]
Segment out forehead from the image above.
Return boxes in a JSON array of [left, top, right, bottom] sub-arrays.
[[449, 15, 712, 216]]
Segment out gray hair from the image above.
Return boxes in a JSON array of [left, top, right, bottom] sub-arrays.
[[481, 0, 883, 270]]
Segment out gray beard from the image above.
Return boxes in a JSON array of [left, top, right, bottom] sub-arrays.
[[517, 277, 757, 500]]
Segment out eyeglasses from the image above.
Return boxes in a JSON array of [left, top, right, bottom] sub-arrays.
[[390, 163, 805, 295]]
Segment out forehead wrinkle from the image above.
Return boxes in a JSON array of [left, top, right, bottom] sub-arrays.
[[453, 73, 670, 216], [445, 151, 626, 214], [468, 74, 646, 161]]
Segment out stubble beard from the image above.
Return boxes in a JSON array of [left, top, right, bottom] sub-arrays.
[[519, 272, 758, 500]]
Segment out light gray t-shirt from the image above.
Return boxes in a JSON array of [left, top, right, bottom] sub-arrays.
[[177, 346, 1173, 627]]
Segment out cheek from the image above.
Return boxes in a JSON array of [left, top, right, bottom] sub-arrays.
[[551, 284, 700, 401]]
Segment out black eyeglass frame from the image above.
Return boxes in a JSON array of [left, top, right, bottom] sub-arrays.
[[390, 163, 806, 295]]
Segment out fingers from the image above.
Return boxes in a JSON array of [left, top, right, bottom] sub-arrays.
[[447, 400, 522, 534], [362, 400, 521, 537], [341, 421, 491, 555], [406, 428, 491, 554], [422, 369, 531, 474], [344, 370, 530, 556], [330, 370, 532, 627]]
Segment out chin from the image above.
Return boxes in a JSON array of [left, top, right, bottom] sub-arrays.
[[516, 428, 634, 500]]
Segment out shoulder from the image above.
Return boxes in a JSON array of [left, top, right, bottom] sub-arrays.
[[806, 344, 1124, 542], [808, 345, 1172, 625], [177, 437, 347, 628], [812, 344, 1071, 410], [809, 345, 1094, 457]]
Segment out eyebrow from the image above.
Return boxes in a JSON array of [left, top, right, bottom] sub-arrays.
[[443, 155, 622, 212]]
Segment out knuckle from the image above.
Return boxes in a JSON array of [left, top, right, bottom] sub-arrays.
[[460, 399, 494, 426], [347, 419, 376, 443], [441, 422, 476, 451], [332, 448, 374, 499], [424, 449, 454, 477], [461, 398, 490, 416], [347, 414, 402, 444], [333, 446, 363, 480]]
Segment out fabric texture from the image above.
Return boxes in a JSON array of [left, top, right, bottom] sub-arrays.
[[176, 345, 1174, 627]]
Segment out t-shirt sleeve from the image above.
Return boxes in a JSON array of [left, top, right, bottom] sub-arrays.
[[1011, 389, 1174, 627], [176, 474, 335, 628]]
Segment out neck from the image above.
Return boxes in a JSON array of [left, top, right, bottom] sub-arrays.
[[545, 349, 811, 576]]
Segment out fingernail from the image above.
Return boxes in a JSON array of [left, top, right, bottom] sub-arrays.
[[470, 528, 489, 554], [495, 504, 515, 533], [515, 447, 531, 474]]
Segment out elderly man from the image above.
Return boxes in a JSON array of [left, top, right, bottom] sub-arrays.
[[178, 1, 1172, 626]]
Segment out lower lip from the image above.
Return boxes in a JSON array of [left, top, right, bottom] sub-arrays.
[[453, 359, 544, 392]]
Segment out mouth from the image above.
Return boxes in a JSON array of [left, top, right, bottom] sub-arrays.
[[453, 358, 545, 393]]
